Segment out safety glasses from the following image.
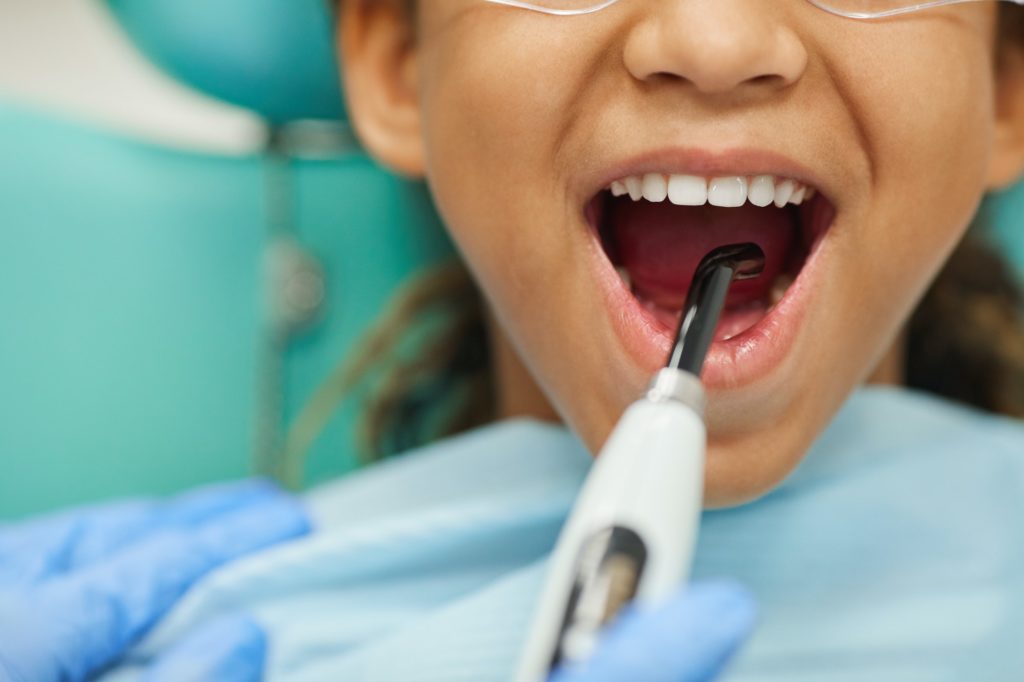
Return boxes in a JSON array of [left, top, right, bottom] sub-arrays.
[[484, 0, 1024, 19]]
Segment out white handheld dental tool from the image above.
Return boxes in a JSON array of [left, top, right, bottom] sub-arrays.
[[514, 243, 767, 682]]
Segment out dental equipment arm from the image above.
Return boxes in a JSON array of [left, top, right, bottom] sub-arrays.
[[515, 244, 766, 681]]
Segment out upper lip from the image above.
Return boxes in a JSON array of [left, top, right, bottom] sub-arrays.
[[581, 146, 835, 208]]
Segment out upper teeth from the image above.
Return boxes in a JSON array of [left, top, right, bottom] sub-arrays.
[[609, 174, 815, 208]]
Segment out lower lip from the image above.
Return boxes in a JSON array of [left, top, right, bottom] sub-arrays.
[[585, 213, 833, 391]]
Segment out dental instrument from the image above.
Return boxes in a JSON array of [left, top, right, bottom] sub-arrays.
[[514, 243, 766, 682]]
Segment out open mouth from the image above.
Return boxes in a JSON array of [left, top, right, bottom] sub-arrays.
[[586, 173, 836, 345]]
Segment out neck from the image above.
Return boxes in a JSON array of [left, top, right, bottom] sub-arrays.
[[866, 329, 907, 386]]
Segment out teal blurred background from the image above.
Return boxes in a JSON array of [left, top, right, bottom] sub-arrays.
[[0, 0, 452, 519], [986, 191, 1024, 279]]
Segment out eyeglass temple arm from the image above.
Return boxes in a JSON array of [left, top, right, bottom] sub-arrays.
[[488, 0, 1024, 19], [482, 0, 619, 15], [810, 0, 1024, 20]]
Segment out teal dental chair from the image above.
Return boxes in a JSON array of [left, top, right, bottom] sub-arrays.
[[0, 0, 452, 519], [986, 190, 1024, 277]]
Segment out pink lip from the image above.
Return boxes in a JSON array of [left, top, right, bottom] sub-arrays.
[[581, 147, 838, 390], [587, 229, 830, 390]]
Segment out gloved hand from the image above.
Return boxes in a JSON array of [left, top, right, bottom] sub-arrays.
[[549, 582, 757, 682], [0, 479, 310, 682]]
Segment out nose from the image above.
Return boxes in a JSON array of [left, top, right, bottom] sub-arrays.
[[622, 0, 808, 97]]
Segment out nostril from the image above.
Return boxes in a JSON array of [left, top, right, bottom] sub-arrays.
[[749, 74, 781, 87], [646, 71, 779, 95], [623, 14, 809, 96]]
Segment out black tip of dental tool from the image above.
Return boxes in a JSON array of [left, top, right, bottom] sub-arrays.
[[666, 243, 767, 377]]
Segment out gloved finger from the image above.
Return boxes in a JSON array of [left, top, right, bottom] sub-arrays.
[[33, 495, 309, 682], [142, 614, 267, 682], [0, 480, 282, 586], [549, 581, 757, 682]]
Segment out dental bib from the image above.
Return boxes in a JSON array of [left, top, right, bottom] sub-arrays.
[[99, 388, 1024, 682]]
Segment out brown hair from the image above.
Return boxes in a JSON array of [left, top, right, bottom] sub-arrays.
[[308, 1, 1024, 470]]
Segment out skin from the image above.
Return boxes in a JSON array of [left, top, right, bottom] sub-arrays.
[[340, 0, 1024, 506]]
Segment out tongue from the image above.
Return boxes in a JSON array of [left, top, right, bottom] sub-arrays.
[[609, 199, 795, 309]]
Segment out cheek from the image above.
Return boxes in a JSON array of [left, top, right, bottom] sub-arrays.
[[854, 21, 995, 227], [416, 13, 614, 233], [418, 29, 537, 271], [836, 21, 996, 324], [416, 21, 603, 347], [419, 19, 583, 193]]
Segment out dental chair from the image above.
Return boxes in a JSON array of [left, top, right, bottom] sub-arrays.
[[0, 0, 451, 519], [986, 189, 1024, 281]]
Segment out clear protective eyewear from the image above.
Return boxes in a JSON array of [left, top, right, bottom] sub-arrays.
[[484, 0, 1024, 19]]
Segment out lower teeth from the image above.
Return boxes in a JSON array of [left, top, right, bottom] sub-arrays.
[[770, 273, 795, 307], [615, 266, 632, 289]]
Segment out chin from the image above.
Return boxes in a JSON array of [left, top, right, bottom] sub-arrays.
[[703, 434, 808, 508]]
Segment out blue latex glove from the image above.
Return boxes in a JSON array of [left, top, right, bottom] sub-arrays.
[[550, 582, 757, 682], [0, 479, 310, 682]]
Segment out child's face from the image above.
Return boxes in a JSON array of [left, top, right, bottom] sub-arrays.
[[342, 1, 1022, 505]]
